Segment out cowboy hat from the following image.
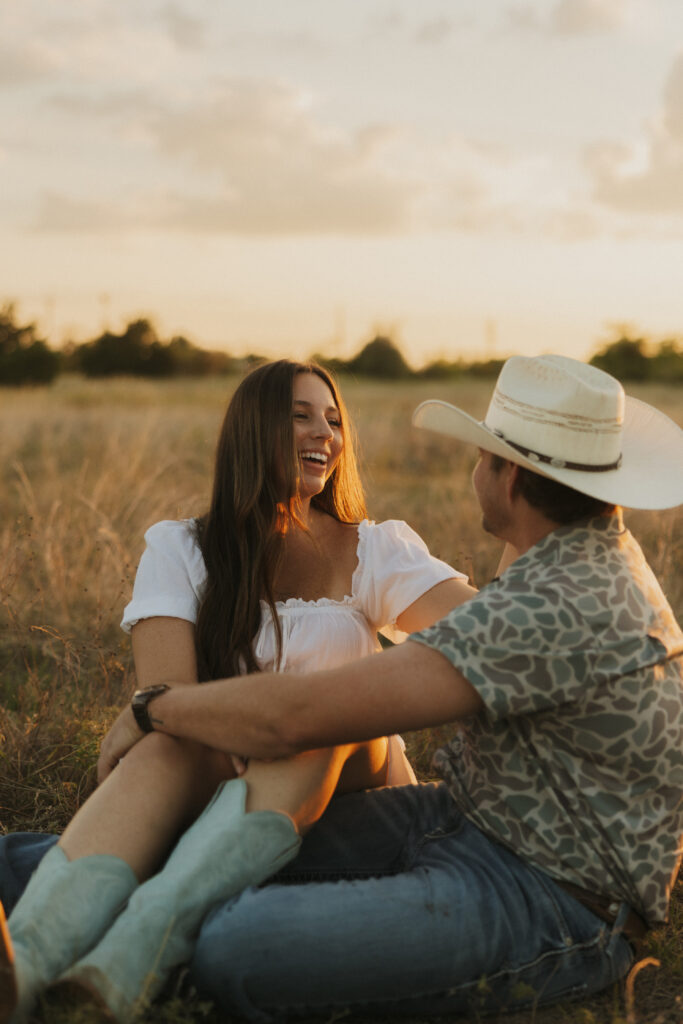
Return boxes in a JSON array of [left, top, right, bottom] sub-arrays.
[[412, 354, 683, 510]]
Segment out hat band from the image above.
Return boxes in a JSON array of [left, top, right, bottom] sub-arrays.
[[490, 429, 623, 472]]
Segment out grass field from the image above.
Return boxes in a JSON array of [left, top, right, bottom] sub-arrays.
[[1, 373, 682, 1024]]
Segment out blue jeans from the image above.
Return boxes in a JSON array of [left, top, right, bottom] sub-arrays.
[[0, 784, 634, 1020], [192, 782, 634, 1020]]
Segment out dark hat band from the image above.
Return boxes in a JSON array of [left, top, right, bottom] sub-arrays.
[[491, 429, 623, 472]]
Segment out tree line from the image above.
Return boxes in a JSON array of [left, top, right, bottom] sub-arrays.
[[1, 303, 681, 386]]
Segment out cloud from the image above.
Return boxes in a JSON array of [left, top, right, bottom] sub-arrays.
[[0, 41, 61, 85], [586, 52, 683, 214], [33, 80, 420, 235], [32, 74, 641, 242], [503, 5, 545, 32], [367, 9, 404, 36], [551, 0, 631, 34], [505, 0, 631, 35], [414, 18, 456, 45], [544, 206, 603, 240], [30, 75, 612, 241], [143, 81, 419, 234], [33, 192, 135, 232], [159, 3, 205, 51]]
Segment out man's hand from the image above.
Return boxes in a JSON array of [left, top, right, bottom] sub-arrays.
[[97, 704, 145, 783]]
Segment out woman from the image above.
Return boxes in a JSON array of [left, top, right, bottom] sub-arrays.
[[1, 360, 476, 1023]]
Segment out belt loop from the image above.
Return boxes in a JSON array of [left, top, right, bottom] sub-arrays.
[[611, 901, 642, 955], [611, 900, 630, 939]]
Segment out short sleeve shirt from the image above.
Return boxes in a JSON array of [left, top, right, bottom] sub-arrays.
[[411, 513, 683, 925], [121, 518, 464, 673]]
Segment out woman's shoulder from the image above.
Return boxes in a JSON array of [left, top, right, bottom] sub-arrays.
[[123, 520, 205, 631], [143, 518, 198, 547], [141, 519, 204, 571], [358, 518, 429, 552], [353, 519, 430, 588]]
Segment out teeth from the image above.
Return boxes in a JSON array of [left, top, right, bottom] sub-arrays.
[[301, 451, 327, 465]]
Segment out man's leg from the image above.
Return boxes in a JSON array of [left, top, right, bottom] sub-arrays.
[[191, 783, 634, 1022]]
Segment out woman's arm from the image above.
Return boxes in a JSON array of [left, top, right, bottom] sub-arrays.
[[97, 617, 200, 783], [395, 577, 477, 634], [131, 616, 198, 687]]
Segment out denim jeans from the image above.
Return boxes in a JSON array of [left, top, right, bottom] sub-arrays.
[[0, 832, 58, 915], [0, 784, 634, 1021], [191, 782, 634, 1021]]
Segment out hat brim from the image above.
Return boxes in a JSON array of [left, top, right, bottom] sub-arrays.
[[413, 395, 683, 510]]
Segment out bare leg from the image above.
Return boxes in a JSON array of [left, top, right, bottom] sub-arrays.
[[59, 735, 390, 878], [59, 734, 235, 879], [6, 736, 390, 1020], [244, 737, 389, 833]]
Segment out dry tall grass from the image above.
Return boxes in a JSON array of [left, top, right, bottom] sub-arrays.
[[0, 374, 681, 1023]]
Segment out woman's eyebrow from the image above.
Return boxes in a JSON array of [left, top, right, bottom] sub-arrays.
[[293, 399, 340, 414]]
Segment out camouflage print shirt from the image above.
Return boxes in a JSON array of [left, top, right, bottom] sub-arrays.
[[411, 512, 683, 925]]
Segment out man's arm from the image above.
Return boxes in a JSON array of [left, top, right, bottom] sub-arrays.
[[98, 640, 483, 776]]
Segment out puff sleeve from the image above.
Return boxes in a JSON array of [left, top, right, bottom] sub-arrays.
[[354, 519, 466, 631], [120, 520, 207, 632]]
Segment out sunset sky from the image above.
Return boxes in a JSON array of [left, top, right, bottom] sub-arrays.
[[3, 0, 683, 367]]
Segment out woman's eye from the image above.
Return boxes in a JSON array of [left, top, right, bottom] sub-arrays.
[[328, 420, 341, 428]]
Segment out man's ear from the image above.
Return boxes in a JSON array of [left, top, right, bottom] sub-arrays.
[[506, 461, 521, 503]]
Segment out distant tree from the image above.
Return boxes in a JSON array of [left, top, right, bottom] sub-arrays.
[[168, 335, 235, 376], [0, 304, 60, 385], [650, 340, 683, 382], [310, 352, 348, 376], [465, 358, 506, 378], [589, 336, 650, 381], [346, 336, 412, 379], [416, 358, 464, 379], [76, 318, 174, 377]]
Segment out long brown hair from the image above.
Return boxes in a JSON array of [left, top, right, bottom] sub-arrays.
[[194, 359, 366, 680]]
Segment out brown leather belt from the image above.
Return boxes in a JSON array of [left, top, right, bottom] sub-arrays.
[[555, 880, 649, 946]]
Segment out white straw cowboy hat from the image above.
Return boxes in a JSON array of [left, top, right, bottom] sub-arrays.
[[413, 354, 683, 510]]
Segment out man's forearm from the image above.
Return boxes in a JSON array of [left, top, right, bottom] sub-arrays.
[[144, 641, 481, 759], [147, 672, 302, 758]]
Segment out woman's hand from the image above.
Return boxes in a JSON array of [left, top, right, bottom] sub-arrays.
[[97, 705, 145, 783]]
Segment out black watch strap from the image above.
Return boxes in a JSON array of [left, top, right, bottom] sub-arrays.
[[131, 684, 170, 733]]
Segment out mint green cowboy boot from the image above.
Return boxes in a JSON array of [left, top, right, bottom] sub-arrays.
[[0, 844, 137, 1023], [53, 778, 301, 1022]]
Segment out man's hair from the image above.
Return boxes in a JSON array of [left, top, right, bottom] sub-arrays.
[[489, 453, 616, 524]]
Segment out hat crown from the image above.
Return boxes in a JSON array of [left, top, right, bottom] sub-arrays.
[[484, 355, 624, 466]]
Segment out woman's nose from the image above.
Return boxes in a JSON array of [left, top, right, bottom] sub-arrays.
[[313, 417, 334, 439]]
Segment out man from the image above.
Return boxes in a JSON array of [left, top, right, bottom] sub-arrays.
[[4, 354, 683, 1019]]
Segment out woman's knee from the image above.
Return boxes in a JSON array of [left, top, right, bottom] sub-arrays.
[[336, 737, 389, 792], [121, 733, 231, 790]]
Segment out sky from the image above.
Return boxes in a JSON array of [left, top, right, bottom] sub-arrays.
[[2, 0, 683, 367]]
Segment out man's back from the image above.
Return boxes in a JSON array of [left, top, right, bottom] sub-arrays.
[[413, 512, 683, 926]]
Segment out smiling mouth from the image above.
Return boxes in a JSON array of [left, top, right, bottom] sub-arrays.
[[300, 450, 328, 469]]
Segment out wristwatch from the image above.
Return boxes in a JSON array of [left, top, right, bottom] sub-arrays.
[[131, 684, 170, 733]]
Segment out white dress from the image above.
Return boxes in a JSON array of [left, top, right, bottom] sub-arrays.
[[121, 518, 466, 785]]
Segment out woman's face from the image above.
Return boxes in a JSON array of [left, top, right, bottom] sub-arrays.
[[291, 372, 343, 501]]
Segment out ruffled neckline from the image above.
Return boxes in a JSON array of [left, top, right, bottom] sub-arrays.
[[261, 519, 371, 610]]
